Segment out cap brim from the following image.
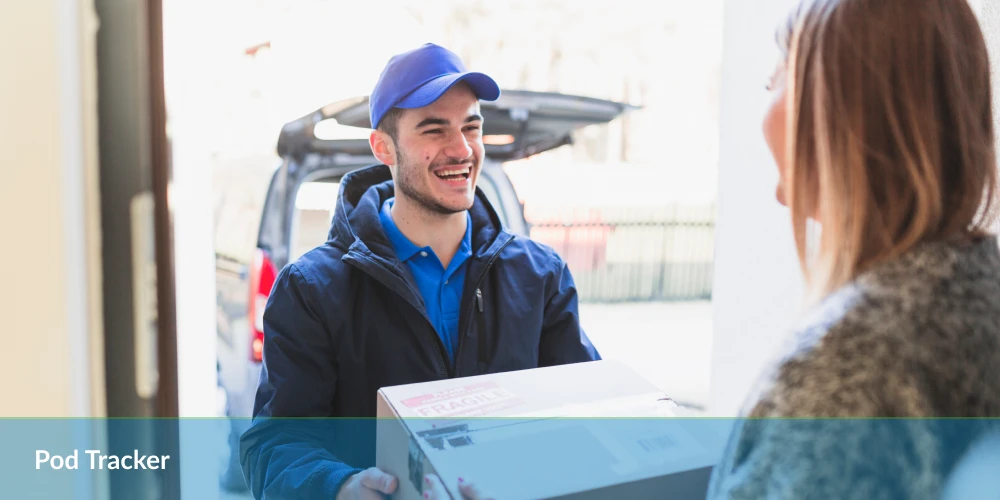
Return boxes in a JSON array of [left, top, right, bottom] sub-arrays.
[[395, 72, 501, 109]]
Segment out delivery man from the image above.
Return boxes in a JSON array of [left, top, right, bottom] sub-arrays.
[[240, 43, 600, 500]]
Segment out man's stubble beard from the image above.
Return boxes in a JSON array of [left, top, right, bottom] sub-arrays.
[[393, 146, 475, 216]]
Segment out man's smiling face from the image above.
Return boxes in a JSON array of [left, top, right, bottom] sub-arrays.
[[381, 82, 485, 215]]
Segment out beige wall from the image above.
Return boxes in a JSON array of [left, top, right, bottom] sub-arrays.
[[0, 0, 104, 417]]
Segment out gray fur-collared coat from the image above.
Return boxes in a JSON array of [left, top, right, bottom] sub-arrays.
[[708, 236, 1000, 499]]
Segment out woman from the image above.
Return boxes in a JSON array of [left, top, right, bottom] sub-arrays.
[[426, 0, 1000, 497], [709, 0, 1000, 497]]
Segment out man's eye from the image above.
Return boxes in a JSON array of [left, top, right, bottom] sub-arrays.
[[464, 126, 481, 132], [423, 129, 443, 135]]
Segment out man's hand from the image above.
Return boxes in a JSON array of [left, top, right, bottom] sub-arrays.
[[336, 468, 398, 500], [423, 474, 494, 500]]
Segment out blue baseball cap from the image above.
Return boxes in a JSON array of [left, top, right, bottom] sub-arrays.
[[370, 43, 501, 130]]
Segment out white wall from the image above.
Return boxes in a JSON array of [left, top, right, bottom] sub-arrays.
[[161, 3, 227, 498], [709, 0, 804, 416], [163, 0, 220, 421], [0, 0, 104, 418], [982, 0, 1000, 155]]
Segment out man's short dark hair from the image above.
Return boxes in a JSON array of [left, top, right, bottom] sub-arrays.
[[377, 107, 404, 143]]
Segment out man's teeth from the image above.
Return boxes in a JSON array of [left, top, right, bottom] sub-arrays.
[[435, 167, 471, 178]]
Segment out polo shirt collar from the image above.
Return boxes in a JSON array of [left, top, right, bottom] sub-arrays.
[[379, 198, 423, 262], [379, 198, 474, 265]]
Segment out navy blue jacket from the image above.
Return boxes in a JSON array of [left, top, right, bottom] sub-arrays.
[[240, 164, 600, 499]]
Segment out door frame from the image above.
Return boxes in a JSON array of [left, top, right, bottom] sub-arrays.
[[95, 0, 180, 497]]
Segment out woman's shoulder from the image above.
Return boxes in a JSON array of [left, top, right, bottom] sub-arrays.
[[835, 236, 1000, 363], [753, 237, 1000, 417]]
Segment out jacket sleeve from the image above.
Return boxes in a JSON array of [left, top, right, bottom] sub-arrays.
[[239, 263, 362, 499], [538, 256, 602, 365]]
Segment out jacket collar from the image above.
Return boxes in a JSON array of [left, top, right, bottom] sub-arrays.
[[329, 164, 514, 263]]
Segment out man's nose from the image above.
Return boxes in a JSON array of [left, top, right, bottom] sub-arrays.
[[443, 131, 473, 160]]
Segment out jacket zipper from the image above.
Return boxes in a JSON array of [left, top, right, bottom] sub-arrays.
[[452, 237, 513, 377], [475, 288, 486, 368]]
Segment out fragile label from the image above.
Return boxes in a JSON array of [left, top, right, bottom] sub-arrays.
[[401, 381, 524, 417]]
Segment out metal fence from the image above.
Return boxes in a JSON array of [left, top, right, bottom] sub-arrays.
[[527, 205, 716, 303]]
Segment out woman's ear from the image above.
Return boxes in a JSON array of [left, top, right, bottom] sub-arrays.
[[369, 130, 397, 166]]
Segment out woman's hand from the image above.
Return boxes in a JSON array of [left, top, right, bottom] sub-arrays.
[[423, 474, 494, 500]]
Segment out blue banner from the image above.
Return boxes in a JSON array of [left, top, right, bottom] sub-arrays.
[[2, 418, 998, 499]]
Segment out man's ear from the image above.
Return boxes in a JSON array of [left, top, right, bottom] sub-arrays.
[[370, 130, 397, 166]]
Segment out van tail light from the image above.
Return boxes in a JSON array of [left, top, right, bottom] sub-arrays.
[[248, 249, 277, 363]]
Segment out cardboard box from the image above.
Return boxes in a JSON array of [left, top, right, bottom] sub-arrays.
[[376, 360, 721, 500]]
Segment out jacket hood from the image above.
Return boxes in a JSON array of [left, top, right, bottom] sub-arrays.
[[328, 164, 512, 260]]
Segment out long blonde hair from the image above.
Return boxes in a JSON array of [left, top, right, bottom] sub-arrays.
[[780, 0, 998, 302]]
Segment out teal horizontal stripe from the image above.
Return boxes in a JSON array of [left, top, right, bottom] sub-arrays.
[[0, 418, 997, 499]]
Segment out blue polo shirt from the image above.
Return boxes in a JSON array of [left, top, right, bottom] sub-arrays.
[[379, 198, 472, 362]]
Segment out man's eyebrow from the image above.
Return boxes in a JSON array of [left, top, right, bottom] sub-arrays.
[[415, 117, 449, 128], [414, 114, 483, 128]]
